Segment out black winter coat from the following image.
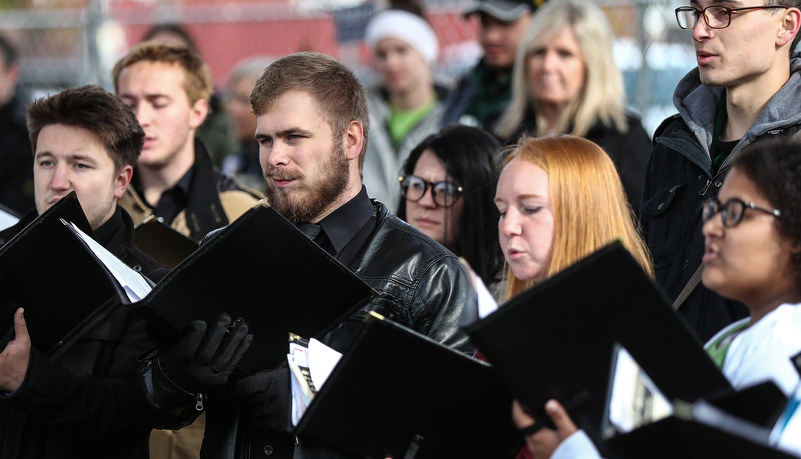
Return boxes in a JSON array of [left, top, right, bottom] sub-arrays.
[[0, 207, 168, 459], [505, 110, 652, 214]]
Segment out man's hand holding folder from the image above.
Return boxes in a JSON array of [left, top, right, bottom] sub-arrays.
[[0, 308, 30, 393], [158, 313, 253, 395]]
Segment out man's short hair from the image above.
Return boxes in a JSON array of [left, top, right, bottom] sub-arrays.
[[27, 85, 144, 171], [111, 41, 213, 106], [250, 52, 370, 172]]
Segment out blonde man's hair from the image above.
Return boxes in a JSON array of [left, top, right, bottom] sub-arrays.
[[502, 135, 653, 300], [495, 0, 627, 141], [112, 41, 213, 105]]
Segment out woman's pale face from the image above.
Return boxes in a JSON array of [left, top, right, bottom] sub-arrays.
[[374, 37, 430, 96], [702, 168, 798, 317], [405, 149, 463, 251], [526, 27, 586, 113], [495, 158, 555, 282]]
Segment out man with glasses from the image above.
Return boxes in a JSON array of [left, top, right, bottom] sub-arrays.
[[640, 0, 801, 342], [135, 52, 473, 459]]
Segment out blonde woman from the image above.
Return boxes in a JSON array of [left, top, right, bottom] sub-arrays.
[[497, 135, 652, 301], [494, 135, 651, 459], [495, 0, 651, 213]]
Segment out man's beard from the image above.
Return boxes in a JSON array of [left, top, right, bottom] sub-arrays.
[[263, 140, 350, 224]]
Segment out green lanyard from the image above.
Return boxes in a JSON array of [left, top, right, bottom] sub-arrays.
[[706, 320, 749, 368]]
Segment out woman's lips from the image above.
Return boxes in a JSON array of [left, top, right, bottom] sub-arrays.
[[414, 217, 439, 229]]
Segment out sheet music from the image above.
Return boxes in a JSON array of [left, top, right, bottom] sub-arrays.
[[607, 345, 673, 434], [290, 336, 343, 426], [0, 207, 18, 231], [65, 220, 153, 302], [308, 338, 343, 388]]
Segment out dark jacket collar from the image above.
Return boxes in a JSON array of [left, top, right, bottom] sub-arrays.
[[93, 206, 134, 260], [132, 138, 230, 241], [317, 187, 374, 258]]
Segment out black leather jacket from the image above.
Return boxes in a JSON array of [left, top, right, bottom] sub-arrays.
[[136, 200, 474, 458]]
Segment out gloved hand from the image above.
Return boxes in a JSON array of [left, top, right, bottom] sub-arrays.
[[232, 367, 292, 433], [159, 313, 253, 394]]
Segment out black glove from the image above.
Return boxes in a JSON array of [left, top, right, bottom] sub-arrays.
[[159, 313, 253, 394], [232, 367, 292, 433]]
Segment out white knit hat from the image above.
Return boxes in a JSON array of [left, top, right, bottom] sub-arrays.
[[364, 9, 439, 65]]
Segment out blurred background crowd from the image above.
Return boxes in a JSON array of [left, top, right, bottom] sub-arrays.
[[0, 0, 693, 138]]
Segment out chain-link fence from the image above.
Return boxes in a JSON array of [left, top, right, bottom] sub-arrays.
[[0, 0, 696, 135]]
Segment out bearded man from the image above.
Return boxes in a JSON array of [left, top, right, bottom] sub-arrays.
[[135, 52, 474, 459]]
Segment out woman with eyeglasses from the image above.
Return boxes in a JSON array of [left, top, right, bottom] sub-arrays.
[[493, 0, 651, 214], [511, 139, 801, 459], [700, 140, 801, 398], [396, 124, 503, 289]]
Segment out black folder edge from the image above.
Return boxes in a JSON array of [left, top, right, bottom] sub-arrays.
[[607, 414, 799, 459], [293, 314, 521, 459], [600, 342, 785, 444], [130, 203, 377, 375], [134, 215, 199, 269], [0, 192, 118, 356], [463, 241, 732, 456], [0, 192, 93, 258]]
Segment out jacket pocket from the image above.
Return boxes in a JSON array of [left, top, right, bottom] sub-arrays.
[[640, 183, 685, 272]]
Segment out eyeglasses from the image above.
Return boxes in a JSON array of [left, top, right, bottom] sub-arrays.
[[399, 175, 463, 208], [675, 5, 789, 29], [702, 197, 781, 227]]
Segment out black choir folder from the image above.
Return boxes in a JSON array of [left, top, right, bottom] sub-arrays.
[[609, 414, 798, 459], [134, 215, 199, 269], [293, 314, 520, 459], [131, 202, 376, 375], [0, 192, 127, 355], [602, 344, 792, 459], [464, 242, 732, 454]]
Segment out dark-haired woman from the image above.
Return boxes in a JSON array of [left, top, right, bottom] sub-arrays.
[[397, 124, 503, 289]]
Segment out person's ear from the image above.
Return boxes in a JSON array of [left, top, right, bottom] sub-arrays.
[[113, 164, 134, 199], [5, 62, 20, 86], [777, 7, 801, 47], [344, 120, 364, 162], [188, 98, 210, 130]]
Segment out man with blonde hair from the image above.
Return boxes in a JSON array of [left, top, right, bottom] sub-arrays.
[[113, 41, 260, 459], [113, 41, 260, 243]]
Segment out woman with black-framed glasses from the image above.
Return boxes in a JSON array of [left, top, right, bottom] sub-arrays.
[[698, 140, 801, 455], [396, 124, 504, 289], [701, 139, 801, 385]]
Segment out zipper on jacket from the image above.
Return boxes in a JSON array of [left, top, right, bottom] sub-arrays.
[[699, 179, 712, 196], [195, 393, 206, 411]]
